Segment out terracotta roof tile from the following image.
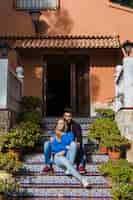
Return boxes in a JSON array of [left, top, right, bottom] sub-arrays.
[[0, 34, 120, 49]]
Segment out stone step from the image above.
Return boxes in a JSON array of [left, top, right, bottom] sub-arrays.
[[24, 154, 109, 164], [11, 198, 113, 200], [41, 117, 95, 131], [41, 117, 96, 143], [16, 175, 109, 186], [15, 171, 100, 176], [20, 184, 111, 189], [13, 188, 112, 198], [22, 164, 99, 173]]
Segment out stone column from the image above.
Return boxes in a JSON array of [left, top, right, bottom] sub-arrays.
[[123, 57, 133, 107], [0, 110, 10, 135]]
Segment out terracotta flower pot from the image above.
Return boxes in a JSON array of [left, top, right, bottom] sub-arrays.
[[8, 148, 22, 160], [0, 194, 6, 200], [108, 149, 121, 160], [99, 146, 108, 154]]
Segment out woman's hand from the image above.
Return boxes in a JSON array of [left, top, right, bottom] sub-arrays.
[[56, 151, 65, 156]]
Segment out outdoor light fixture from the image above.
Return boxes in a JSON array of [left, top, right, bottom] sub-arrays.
[[0, 42, 10, 57], [30, 11, 41, 33], [123, 40, 133, 56], [16, 66, 24, 79]]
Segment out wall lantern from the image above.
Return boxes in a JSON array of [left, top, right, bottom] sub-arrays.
[[16, 66, 24, 79], [123, 40, 133, 56], [0, 42, 10, 58]]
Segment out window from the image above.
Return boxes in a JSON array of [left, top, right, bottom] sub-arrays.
[[110, 0, 133, 8], [16, 0, 59, 10]]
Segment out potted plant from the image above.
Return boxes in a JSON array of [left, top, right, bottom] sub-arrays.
[[16, 110, 42, 124], [89, 118, 120, 148], [2, 121, 42, 157], [104, 134, 130, 160], [20, 96, 42, 112], [99, 138, 108, 154], [0, 171, 20, 199], [95, 108, 115, 120], [0, 153, 23, 174]]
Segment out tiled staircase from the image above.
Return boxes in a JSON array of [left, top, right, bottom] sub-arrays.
[[12, 117, 113, 199]]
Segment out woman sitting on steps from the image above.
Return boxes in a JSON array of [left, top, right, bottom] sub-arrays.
[[51, 118, 89, 188]]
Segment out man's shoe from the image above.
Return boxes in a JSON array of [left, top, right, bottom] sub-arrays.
[[41, 166, 54, 174], [78, 165, 86, 174]]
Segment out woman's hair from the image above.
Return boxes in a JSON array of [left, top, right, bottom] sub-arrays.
[[55, 117, 68, 132]]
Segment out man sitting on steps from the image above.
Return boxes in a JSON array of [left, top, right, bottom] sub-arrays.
[[63, 108, 86, 174]]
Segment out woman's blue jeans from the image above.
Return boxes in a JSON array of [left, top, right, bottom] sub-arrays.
[[54, 142, 83, 183], [44, 141, 52, 165]]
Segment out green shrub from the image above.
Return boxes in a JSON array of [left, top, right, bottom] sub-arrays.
[[98, 159, 133, 183], [95, 108, 115, 120], [2, 121, 42, 150], [112, 182, 133, 200], [20, 96, 42, 111], [0, 171, 20, 194], [103, 134, 130, 151], [0, 152, 22, 173], [17, 111, 41, 124], [88, 118, 120, 141]]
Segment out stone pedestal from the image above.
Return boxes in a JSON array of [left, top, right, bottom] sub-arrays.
[[116, 109, 133, 162], [0, 110, 10, 135]]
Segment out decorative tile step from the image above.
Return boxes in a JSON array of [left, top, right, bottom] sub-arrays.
[[24, 154, 109, 164], [20, 183, 111, 189], [22, 164, 99, 173], [16, 175, 108, 186], [14, 188, 112, 198], [15, 171, 100, 176], [11, 198, 113, 200]]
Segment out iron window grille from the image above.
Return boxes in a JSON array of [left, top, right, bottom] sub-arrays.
[[15, 0, 59, 10]]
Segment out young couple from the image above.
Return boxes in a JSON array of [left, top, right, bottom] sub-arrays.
[[42, 108, 88, 188]]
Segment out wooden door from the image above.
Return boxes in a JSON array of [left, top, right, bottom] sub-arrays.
[[70, 58, 90, 116], [76, 59, 90, 116]]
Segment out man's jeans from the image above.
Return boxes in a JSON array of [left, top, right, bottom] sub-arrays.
[[54, 142, 83, 183]]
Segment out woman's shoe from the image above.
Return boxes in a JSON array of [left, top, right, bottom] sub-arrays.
[[65, 170, 71, 175], [82, 178, 89, 188]]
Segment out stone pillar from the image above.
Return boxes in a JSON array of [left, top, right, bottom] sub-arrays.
[[0, 59, 11, 134], [114, 65, 124, 112], [123, 57, 133, 107], [116, 109, 133, 162], [115, 57, 133, 162], [0, 110, 10, 135]]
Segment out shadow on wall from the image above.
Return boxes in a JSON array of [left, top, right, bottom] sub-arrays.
[[90, 74, 100, 102], [40, 9, 74, 34]]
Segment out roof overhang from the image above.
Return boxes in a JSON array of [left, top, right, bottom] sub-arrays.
[[0, 34, 121, 49]]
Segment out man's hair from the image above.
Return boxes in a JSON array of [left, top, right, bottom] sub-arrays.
[[63, 107, 73, 114]]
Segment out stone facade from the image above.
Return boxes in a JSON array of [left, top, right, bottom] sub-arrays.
[[116, 109, 133, 140], [0, 110, 10, 135]]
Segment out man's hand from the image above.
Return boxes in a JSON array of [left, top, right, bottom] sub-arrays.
[[77, 142, 80, 148]]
